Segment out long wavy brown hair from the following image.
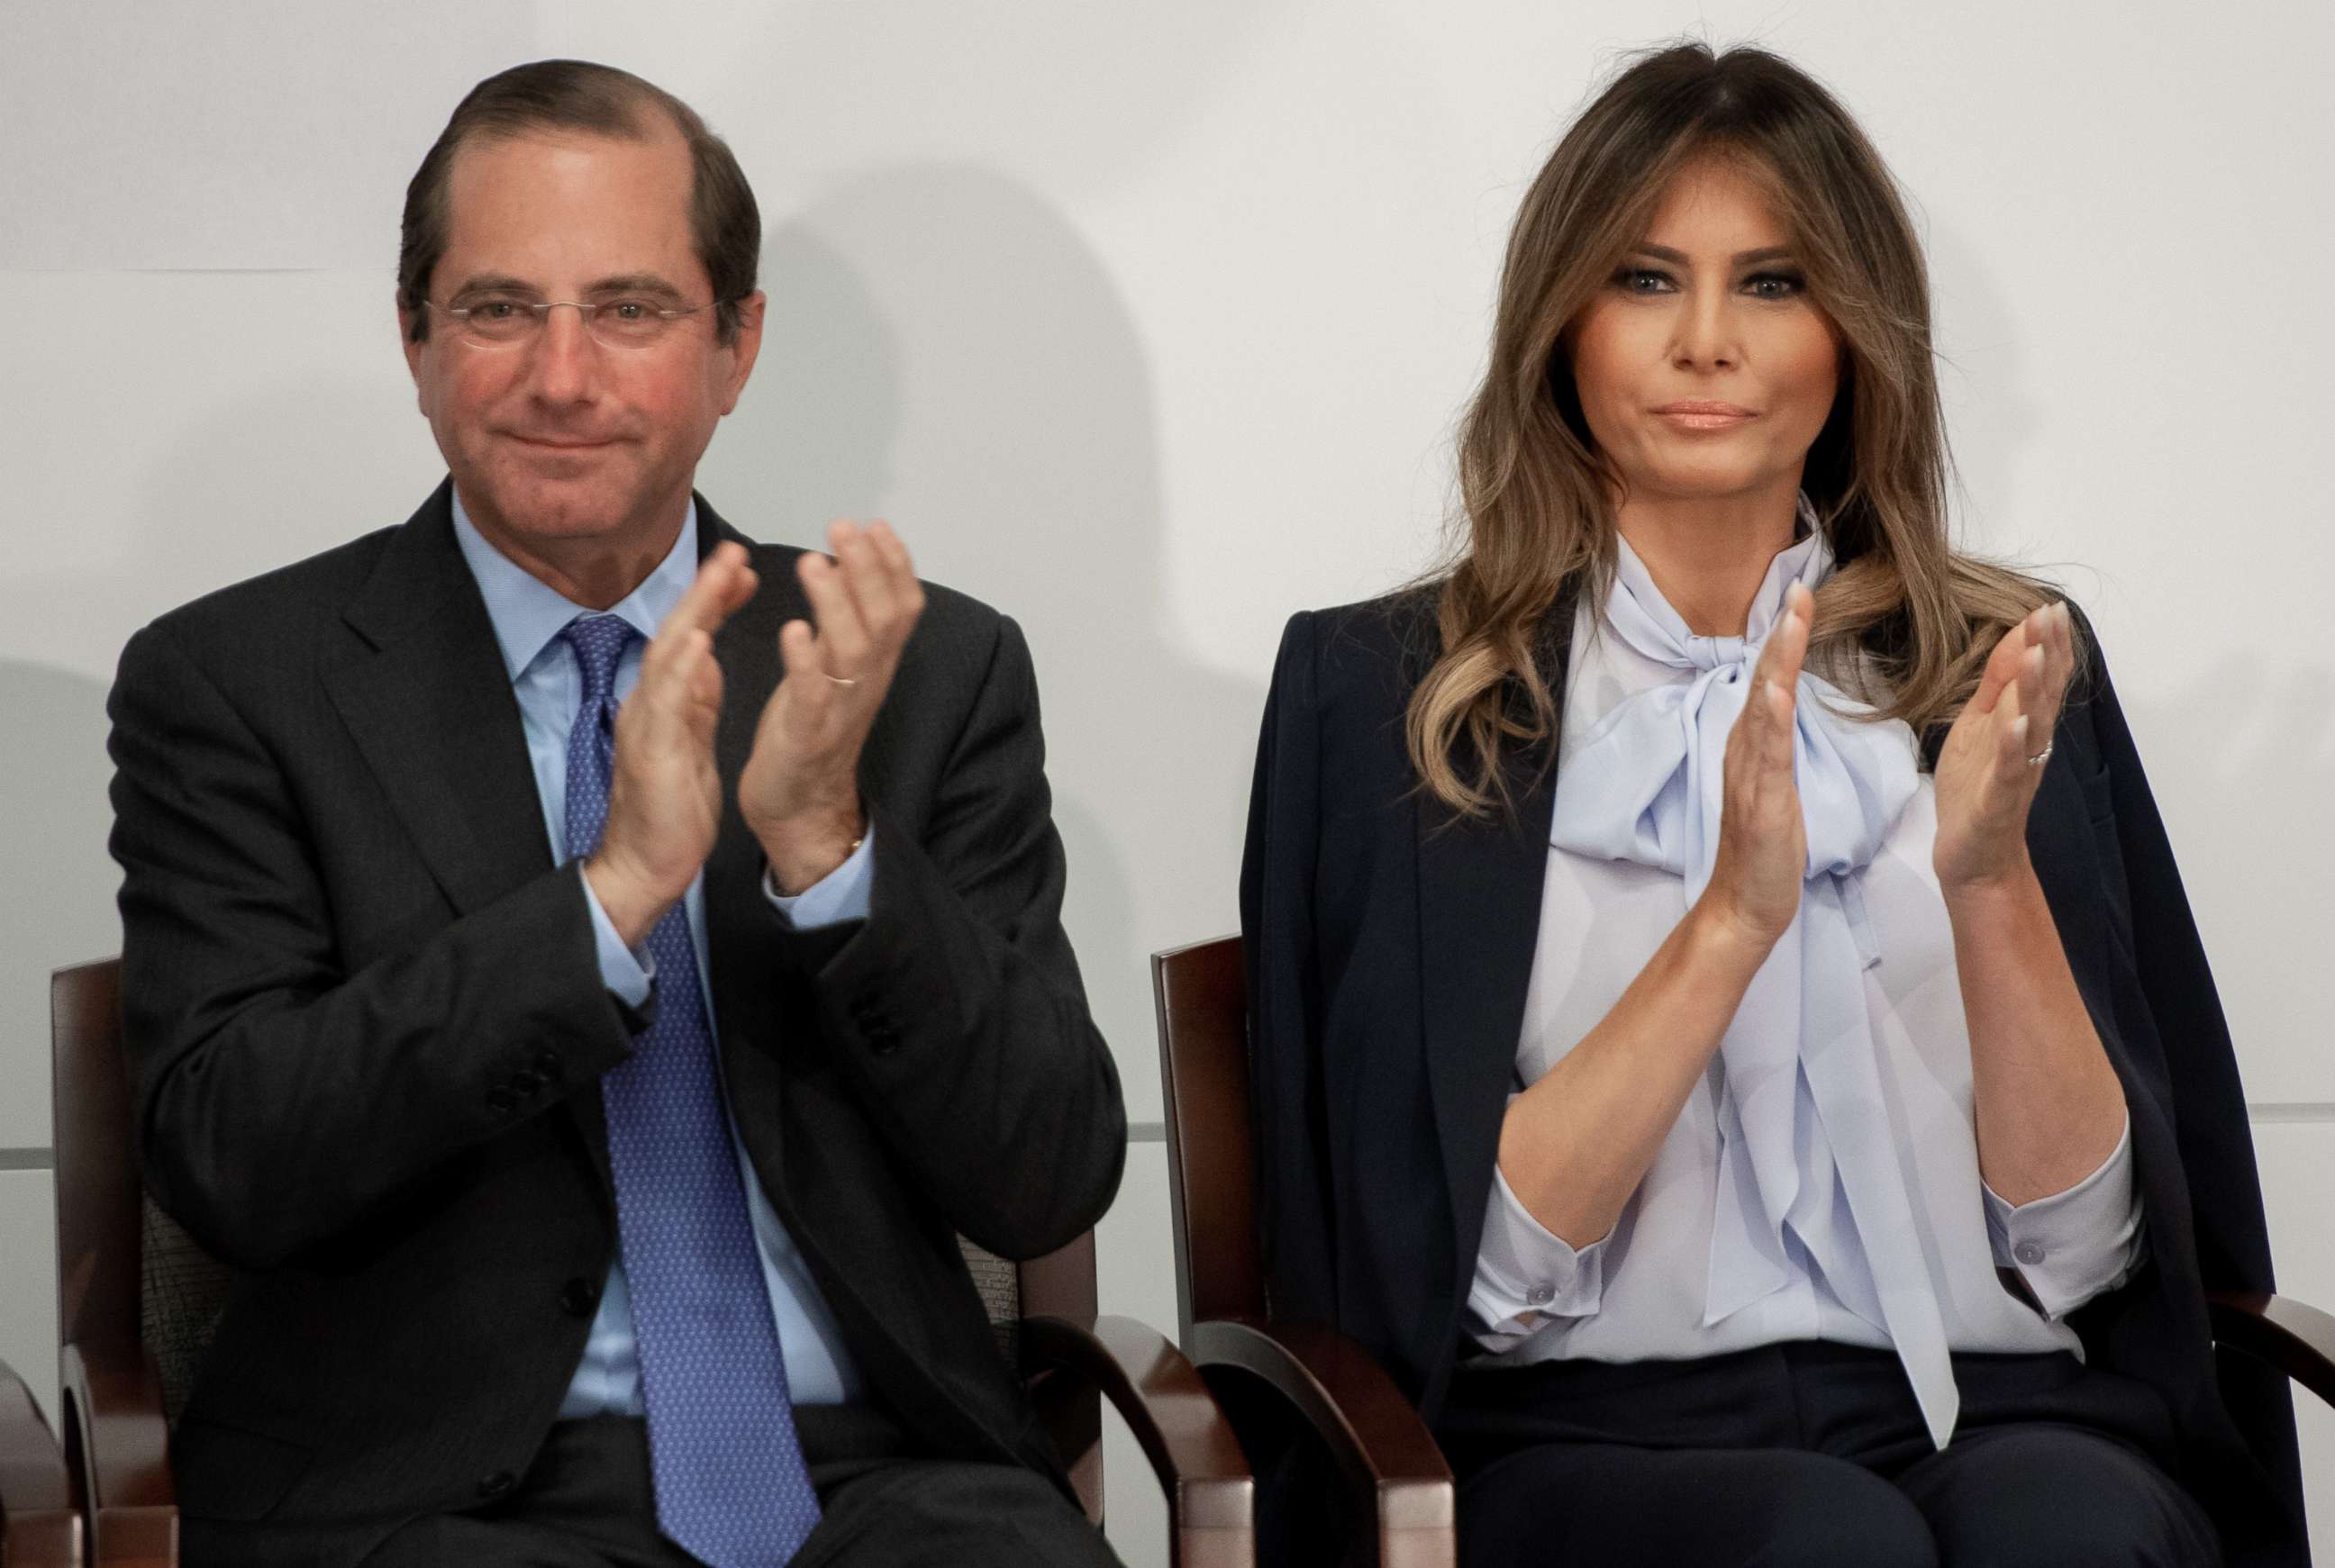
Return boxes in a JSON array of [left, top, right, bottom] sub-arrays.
[[1410, 41, 2055, 819]]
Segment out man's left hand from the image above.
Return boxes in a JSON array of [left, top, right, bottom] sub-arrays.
[[740, 520, 926, 893]]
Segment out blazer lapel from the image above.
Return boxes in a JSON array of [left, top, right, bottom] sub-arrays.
[[325, 484, 553, 919], [1416, 621, 1572, 1271]]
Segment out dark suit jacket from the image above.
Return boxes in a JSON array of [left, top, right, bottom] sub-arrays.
[[1240, 587, 2306, 1565], [106, 483, 1126, 1554]]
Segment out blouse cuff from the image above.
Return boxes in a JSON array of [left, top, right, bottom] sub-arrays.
[[1467, 1161, 1612, 1346], [1983, 1111, 2146, 1320]]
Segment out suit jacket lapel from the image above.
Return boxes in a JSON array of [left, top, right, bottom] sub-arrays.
[[694, 501, 813, 1192], [569, 499, 805, 1190], [1416, 620, 1571, 1282], [325, 483, 553, 919]]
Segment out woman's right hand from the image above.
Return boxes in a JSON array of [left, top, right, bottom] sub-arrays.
[[1696, 582, 1812, 954]]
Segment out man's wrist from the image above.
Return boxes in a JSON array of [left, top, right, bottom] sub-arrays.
[[757, 800, 867, 896], [583, 851, 671, 948]]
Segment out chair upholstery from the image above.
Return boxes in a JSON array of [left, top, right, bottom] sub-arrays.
[[959, 1236, 1022, 1366], [1151, 932, 2335, 1568], [138, 1202, 226, 1428], [57, 956, 1254, 1566]]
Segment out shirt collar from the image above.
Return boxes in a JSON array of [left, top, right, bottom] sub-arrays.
[[450, 488, 702, 682]]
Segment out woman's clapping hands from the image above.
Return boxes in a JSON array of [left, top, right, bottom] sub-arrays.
[[1699, 581, 1813, 953], [1932, 602, 2076, 893]]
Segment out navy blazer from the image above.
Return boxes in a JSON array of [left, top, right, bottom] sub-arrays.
[[1240, 585, 2305, 1565]]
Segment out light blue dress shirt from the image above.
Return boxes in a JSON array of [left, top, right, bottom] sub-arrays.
[[450, 493, 873, 1415]]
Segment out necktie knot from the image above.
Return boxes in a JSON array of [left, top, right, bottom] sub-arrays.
[[560, 614, 637, 709]]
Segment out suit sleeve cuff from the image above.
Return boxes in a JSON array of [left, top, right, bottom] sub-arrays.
[[763, 829, 876, 929], [1984, 1111, 2146, 1319], [578, 863, 655, 1009], [1467, 1159, 1611, 1347]]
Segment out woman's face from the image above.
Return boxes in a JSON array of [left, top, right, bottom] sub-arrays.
[[1567, 153, 1841, 508]]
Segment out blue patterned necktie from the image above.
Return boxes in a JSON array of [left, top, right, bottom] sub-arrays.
[[559, 614, 822, 1566]]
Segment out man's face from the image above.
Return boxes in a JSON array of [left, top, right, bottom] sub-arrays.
[[402, 125, 763, 561]]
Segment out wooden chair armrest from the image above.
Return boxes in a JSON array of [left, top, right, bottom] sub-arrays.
[[1188, 1317, 1452, 1568], [2209, 1291, 2335, 1409], [60, 1339, 176, 1567], [1022, 1313, 1253, 1566], [0, 1355, 82, 1565]]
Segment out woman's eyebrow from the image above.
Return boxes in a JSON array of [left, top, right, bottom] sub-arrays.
[[1629, 243, 1797, 265]]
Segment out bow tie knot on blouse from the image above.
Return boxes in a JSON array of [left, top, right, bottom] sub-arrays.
[[1549, 517, 1964, 1446]]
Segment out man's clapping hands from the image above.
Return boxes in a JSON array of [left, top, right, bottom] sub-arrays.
[[586, 521, 926, 946]]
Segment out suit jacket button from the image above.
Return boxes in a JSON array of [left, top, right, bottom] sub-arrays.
[[511, 1070, 544, 1094], [533, 1049, 563, 1076], [560, 1278, 600, 1318], [486, 1088, 518, 1114], [477, 1470, 516, 1499]]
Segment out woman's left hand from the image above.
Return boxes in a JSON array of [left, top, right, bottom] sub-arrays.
[[1931, 601, 2076, 893]]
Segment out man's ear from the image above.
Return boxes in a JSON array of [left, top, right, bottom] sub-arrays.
[[399, 293, 433, 415], [399, 295, 426, 372], [718, 290, 768, 416]]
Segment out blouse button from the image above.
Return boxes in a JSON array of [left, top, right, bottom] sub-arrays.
[[2013, 1241, 2047, 1266], [1527, 1283, 1556, 1306]]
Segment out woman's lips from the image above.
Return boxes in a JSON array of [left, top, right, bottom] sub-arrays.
[[1652, 401, 1757, 431]]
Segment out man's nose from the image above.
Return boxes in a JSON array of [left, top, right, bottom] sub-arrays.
[[527, 303, 599, 403]]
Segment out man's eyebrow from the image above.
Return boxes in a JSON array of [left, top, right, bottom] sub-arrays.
[[443, 272, 692, 299], [1630, 243, 1798, 266], [584, 274, 689, 300], [447, 272, 540, 297]]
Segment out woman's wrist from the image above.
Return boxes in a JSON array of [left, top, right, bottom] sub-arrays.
[[1937, 849, 2040, 914], [1682, 894, 1782, 983]]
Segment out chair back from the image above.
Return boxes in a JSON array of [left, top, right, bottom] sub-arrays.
[[51, 956, 1104, 1518], [51, 958, 232, 1428], [1151, 937, 1267, 1342]]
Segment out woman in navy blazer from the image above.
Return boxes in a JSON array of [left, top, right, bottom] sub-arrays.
[[1241, 42, 2303, 1568]]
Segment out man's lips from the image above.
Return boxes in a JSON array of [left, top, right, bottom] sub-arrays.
[[504, 432, 622, 449]]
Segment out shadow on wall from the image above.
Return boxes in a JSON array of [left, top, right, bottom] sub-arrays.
[[700, 164, 1266, 1118], [0, 661, 120, 1149], [2120, 651, 2335, 1102]]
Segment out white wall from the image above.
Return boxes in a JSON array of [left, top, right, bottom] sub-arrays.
[[5, 2, 2331, 1560]]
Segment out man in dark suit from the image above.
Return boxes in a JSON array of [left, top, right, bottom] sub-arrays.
[[105, 59, 1127, 1568]]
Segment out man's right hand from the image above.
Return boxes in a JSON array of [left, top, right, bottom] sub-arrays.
[[585, 540, 759, 947]]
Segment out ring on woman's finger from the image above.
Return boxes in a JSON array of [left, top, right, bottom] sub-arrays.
[[2025, 743, 2054, 767]]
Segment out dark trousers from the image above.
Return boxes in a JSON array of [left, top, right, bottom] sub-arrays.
[[187, 1404, 1123, 1568], [1436, 1340, 2220, 1568]]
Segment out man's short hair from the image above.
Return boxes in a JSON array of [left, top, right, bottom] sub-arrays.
[[398, 59, 759, 345]]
